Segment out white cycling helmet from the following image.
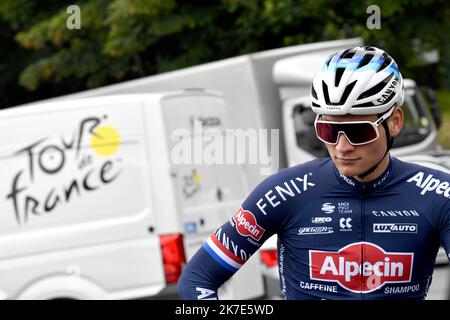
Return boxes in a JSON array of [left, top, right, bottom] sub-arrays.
[[311, 46, 404, 115]]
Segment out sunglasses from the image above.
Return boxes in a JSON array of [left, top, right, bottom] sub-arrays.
[[314, 107, 394, 146]]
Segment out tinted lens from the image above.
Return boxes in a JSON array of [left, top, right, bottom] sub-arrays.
[[315, 122, 339, 144], [316, 122, 378, 144], [343, 122, 378, 144]]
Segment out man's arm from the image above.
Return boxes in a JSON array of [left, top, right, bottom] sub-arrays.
[[177, 245, 235, 300], [439, 199, 450, 262], [177, 171, 287, 300]]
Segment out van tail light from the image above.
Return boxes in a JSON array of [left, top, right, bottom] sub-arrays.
[[260, 249, 278, 268], [160, 234, 187, 284]]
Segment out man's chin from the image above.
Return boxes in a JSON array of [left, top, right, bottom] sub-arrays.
[[335, 163, 364, 177]]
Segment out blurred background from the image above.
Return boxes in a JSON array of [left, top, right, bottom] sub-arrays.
[[1, 1, 449, 130], [0, 0, 448, 300]]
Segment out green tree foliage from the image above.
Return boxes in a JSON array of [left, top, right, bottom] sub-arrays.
[[0, 0, 448, 108]]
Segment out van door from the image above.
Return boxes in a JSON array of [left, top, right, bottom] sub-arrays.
[[0, 97, 165, 299], [161, 92, 265, 299], [198, 94, 265, 299]]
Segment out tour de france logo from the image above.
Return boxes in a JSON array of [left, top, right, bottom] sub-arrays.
[[5, 115, 123, 226], [90, 125, 121, 157]]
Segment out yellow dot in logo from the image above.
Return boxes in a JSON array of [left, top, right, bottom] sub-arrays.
[[90, 125, 121, 156], [193, 170, 201, 185]]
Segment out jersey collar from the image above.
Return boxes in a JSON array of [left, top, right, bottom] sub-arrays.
[[332, 155, 394, 192]]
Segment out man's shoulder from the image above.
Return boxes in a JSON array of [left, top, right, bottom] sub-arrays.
[[267, 158, 331, 183], [394, 157, 450, 201], [243, 158, 329, 218], [393, 157, 450, 180], [252, 158, 331, 193]]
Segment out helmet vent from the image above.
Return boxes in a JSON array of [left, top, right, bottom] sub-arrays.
[[357, 73, 394, 100], [339, 80, 357, 104], [377, 53, 392, 72], [353, 102, 375, 108], [340, 49, 355, 59], [335, 68, 345, 87], [322, 80, 356, 105], [322, 81, 330, 104], [358, 54, 373, 69], [311, 84, 318, 99]]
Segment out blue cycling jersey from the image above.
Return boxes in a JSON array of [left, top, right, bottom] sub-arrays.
[[178, 157, 450, 300]]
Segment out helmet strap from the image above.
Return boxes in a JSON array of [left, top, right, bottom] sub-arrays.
[[357, 114, 394, 180]]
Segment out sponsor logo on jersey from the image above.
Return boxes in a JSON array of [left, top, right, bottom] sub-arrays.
[[339, 217, 352, 231], [317, 202, 352, 220], [371, 210, 420, 217], [214, 228, 251, 260], [373, 169, 391, 189], [407, 171, 450, 198], [337, 202, 353, 214], [339, 172, 356, 187], [232, 207, 265, 241], [373, 223, 418, 234], [321, 203, 335, 214], [311, 217, 332, 224], [299, 281, 338, 293], [384, 284, 420, 294], [195, 287, 217, 300], [256, 172, 316, 215], [298, 226, 334, 235], [309, 242, 413, 293], [203, 233, 245, 272]]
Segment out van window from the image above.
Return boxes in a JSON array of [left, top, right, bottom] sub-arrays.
[[292, 104, 329, 158], [392, 88, 431, 148]]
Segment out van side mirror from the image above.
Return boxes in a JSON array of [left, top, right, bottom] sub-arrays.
[[422, 87, 442, 129]]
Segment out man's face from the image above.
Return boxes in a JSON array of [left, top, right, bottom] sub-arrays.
[[322, 113, 388, 178]]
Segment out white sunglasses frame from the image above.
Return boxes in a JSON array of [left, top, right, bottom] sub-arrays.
[[314, 107, 395, 146]]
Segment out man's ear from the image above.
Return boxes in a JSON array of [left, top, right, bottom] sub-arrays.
[[389, 106, 404, 137]]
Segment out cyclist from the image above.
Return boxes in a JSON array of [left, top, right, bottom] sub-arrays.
[[177, 46, 450, 300]]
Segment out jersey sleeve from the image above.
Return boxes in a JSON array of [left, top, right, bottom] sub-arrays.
[[439, 199, 450, 262], [177, 170, 288, 300]]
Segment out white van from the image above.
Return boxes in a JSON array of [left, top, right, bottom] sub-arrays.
[[0, 90, 264, 300]]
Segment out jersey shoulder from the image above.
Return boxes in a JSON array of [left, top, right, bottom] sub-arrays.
[[393, 157, 450, 201], [265, 158, 332, 192], [242, 158, 330, 217], [254, 158, 330, 188]]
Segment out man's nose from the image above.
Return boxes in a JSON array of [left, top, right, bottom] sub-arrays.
[[335, 133, 355, 153]]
